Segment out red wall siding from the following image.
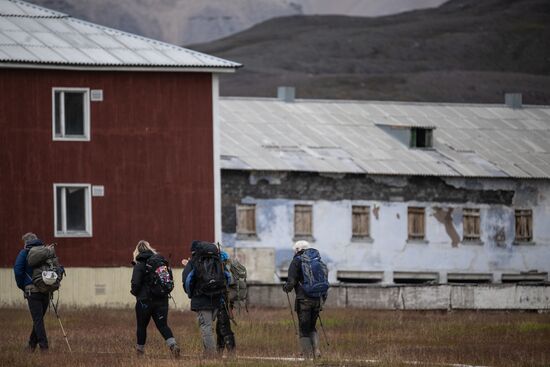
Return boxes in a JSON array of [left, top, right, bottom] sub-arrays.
[[0, 68, 215, 266]]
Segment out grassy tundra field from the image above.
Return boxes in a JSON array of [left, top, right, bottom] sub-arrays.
[[1, 307, 549, 367]]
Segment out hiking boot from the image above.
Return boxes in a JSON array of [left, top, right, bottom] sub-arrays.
[[170, 344, 180, 359], [136, 344, 145, 356], [224, 335, 236, 357], [299, 337, 313, 359], [311, 331, 321, 358]]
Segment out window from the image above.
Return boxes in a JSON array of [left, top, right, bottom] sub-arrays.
[[236, 204, 256, 236], [54, 184, 92, 237], [294, 204, 313, 238], [463, 208, 481, 241], [52, 88, 90, 140], [515, 209, 533, 242], [352, 205, 370, 238], [407, 207, 425, 240], [410, 128, 433, 148]]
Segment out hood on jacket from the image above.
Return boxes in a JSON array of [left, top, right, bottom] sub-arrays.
[[24, 238, 44, 250], [135, 250, 155, 263]]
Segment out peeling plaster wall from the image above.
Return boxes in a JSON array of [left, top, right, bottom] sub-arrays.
[[221, 171, 550, 283]]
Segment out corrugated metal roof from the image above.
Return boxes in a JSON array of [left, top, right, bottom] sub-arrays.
[[0, 0, 240, 70], [219, 98, 550, 179]]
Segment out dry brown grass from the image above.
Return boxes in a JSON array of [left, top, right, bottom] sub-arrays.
[[1, 306, 549, 367]]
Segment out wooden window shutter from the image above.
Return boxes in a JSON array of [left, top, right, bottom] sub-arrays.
[[352, 205, 370, 237], [515, 209, 533, 242], [408, 207, 425, 240], [236, 204, 256, 235], [463, 208, 480, 240], [294, 205, 312, 236]]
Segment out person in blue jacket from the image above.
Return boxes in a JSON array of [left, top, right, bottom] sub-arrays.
[[13, 232, 50, 352]]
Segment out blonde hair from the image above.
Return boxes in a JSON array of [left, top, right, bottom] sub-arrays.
[[133, 240, 157, 261]]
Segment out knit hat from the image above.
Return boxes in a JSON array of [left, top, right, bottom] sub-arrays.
[[292, 240, 310, 254]]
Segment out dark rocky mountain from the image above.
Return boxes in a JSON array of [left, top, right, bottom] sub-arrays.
[[193, 0, 550, 104], [25, 0, 446, 45]]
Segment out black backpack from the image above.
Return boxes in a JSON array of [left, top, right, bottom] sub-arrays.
[[192, 242, 226, 296], [145, 254, 174, 298]]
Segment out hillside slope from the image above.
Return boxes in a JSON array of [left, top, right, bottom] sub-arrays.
[[26, 0, 445, 45], [193, 0, 550, 104]]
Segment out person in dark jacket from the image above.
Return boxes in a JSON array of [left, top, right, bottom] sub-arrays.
[[283, 240, 323, 358], [131, 240, 180, 358], [215, 250, 236, 355], [13, 233, 50, 352], [182, 241, 230, 357]]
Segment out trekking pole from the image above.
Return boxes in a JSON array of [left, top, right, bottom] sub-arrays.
[[286, 292, 298, 335], [318, 313, 330, 347], [49, 293, 72, 352]]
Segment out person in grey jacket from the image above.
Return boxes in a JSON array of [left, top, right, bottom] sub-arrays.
[[13, 233, 49, 352]]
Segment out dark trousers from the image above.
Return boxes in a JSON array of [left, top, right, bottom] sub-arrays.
[[135, 298, 174, 346], [216, 303, 235, 350], [296, 298, 321, 337], [26, 291, 49, 349]]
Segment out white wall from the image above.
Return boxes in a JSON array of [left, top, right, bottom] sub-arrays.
[[222, 179, 550, 284], [0, 267, 190, 309]]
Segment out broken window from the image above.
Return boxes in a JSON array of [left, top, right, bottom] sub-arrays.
[[294, 204, 313, 237], [352, 205, 370, 238], [53, 88, 90, 140], [236, 204, 256, 235], [515, 209, 533, 242], [54, 184, 92, 237], [463, 208, 481, 241], [408, 207, 425, 240], [410, 128, 433, 148]]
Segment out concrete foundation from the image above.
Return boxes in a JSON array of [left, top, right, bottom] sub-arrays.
[[248, 284, 550, 310]]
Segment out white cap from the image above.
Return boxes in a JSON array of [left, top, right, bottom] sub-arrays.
[[292, 240, 310, 254]]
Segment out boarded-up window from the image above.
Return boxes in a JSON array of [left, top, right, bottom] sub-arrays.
[[352, 205, 370, 237], [515, 209, 533, 242], [236, 204, 256, 235], [294, 205, 313, 237], [408, 207, 425, 240], [463, 208, 480, 241]]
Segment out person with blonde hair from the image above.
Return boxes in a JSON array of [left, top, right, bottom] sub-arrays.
[[130, 240, 179, 358]]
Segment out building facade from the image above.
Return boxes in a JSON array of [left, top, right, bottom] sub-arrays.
[[219, 93, 550, 284], [0, 0, 239, 306]]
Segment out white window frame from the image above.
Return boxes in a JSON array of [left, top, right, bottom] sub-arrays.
[[52, 87, 91, 141], [53, 183, 93, 237]]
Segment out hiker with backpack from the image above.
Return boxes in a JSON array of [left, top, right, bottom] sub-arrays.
[[283, 240, 329, 359], [13, 232, 63, 352], [215, 250, 247, 355], [130, 240, 180, 358], [182, 241, 230, 357]]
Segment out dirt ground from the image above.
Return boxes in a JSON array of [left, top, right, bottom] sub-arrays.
[[1, 306, 549, 367]]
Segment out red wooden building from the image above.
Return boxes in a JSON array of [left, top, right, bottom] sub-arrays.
[[0, 0, 240, 267]]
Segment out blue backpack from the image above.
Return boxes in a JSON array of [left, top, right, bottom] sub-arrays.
[[300, 248, 329, 298]]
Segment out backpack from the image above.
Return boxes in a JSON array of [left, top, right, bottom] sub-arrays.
[[300, 248, 329, 298], [192, 242, 226, 296], [27, 245, 64, 294], [145, 254, 174, 298], [227, 258, 248, 308]]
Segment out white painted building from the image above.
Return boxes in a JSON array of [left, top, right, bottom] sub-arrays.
[[219, 91, 550, 285]]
